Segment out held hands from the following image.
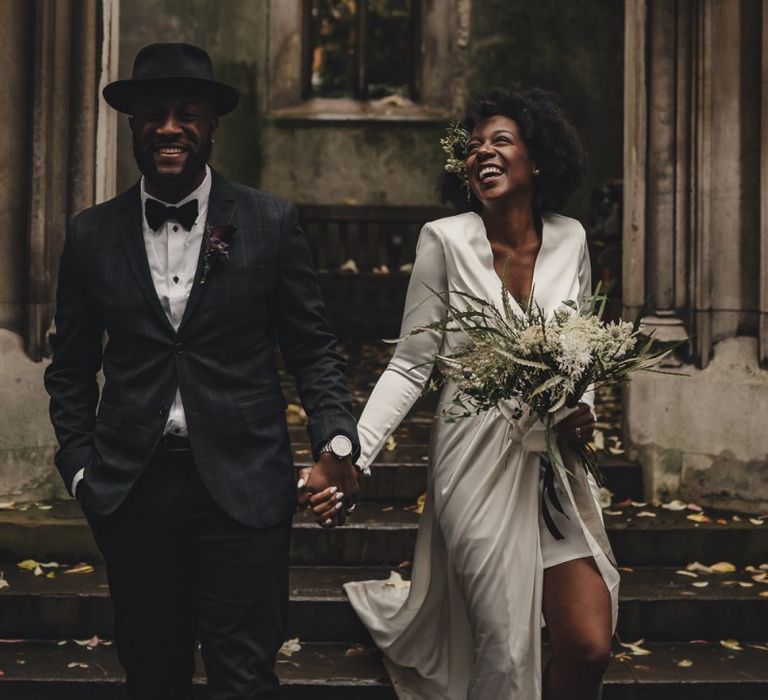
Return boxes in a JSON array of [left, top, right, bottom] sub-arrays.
[[296, 453, 359, 528], [553, 402, 595, 444]]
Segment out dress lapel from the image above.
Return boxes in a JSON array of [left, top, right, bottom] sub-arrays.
[[177, 171, 238, 334], [116, 184, 175, 334]]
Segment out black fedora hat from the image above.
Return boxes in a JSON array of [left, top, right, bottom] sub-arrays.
[[103, 43, 240, 115]]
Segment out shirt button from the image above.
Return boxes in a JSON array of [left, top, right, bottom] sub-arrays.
[[174, 342, 184, 354], [159, 405, 168, 415], [172, 225, 179, 232]]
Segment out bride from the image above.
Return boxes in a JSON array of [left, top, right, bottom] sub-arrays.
[[309, 87, 619, 699]]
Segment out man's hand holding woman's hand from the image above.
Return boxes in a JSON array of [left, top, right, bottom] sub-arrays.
[[296, 453, 359, 528]]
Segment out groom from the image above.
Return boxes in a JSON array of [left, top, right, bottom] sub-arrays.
[[44, 43, 359, 699]]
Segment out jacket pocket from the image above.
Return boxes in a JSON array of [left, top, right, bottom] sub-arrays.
[[96, 401, 123, 429], [238, 390, 287, 425]]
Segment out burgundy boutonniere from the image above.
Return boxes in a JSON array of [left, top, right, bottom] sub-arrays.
[[200, 223, 236, 284]]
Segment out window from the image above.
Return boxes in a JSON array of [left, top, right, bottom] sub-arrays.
[[267, 0, 460, 120], [303, 0, 420, 102]]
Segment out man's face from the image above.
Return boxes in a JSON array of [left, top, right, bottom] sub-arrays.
[[130, 93, 218, 192]]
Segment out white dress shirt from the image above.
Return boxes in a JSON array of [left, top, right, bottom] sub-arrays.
[[72, 166, 212, 497]]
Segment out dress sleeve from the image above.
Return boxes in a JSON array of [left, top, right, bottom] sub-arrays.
[[356, 224, 447, 474], [578, 227, 596, 411]]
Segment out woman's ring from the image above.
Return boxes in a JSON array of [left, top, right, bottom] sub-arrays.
[[347, 503, 357, 513]]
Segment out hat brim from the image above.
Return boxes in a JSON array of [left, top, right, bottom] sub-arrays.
[[103, 76, 240, 116]]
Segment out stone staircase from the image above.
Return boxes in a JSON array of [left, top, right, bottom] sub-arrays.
[[1, 343, 766, 698]]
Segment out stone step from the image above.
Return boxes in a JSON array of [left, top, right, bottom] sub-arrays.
[[0, 640, 766, 699], [1, 564, 767, 643], [2, 501, 763, 567], [0, 640, 394, 700]]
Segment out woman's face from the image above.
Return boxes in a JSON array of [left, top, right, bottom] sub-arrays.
[[465, 115, 536, 208]]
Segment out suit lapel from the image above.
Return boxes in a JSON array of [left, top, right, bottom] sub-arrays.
[[116, 185, 176, 334], [177, 171, 238, 334]]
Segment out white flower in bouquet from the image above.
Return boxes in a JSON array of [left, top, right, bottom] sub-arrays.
[[396, 274, 676, 482]]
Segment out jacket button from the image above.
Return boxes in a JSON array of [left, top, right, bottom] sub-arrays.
[[159, 405, 168, 415], [174, 342, 184, 354]]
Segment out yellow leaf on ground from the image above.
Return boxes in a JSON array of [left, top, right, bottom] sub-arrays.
[[0, 573, 9, 591], [279, 638, 302, 657], [414, 492, 426, 514], [619, 639, 652, 656], [74, 635, 110, 649], [687, 513, 711, 523], [17, 560, 39, 571], [709, 562, 736, 574], [636, 511, 657, 518], [686, 562, 713, 573], [339, 259, 359, 274], [603, 510, 623, 516], [720, 639, 744, 651], [67, 662, 89, 669], [676, 659, 693, 668], [384, 436, 397, 452], [692, 581, 709, 588], [675, 570, 698, 578], [285, 404, 307, 426], [749, 518, 765, 526], [748, 644, 768, 651], [64, 563, 95, 575], [661, 500, 687, 511], [758, 591, 768, 598]]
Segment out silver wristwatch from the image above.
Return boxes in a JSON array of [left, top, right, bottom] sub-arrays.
[[320, 434, 353, 459]]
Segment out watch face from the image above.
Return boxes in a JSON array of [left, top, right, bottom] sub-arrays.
[[330, 435, 353, 458]]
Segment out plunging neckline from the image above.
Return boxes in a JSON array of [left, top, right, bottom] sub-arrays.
[[471, 212, 547, 316]]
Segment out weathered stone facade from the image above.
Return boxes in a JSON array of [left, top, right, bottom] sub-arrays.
[[623, 0, 768, 512], [1, 0, 764, 513]]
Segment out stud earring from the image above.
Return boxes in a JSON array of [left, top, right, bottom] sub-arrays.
[[533, 167, 541, 176]]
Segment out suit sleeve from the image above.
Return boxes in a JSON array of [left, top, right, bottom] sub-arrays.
[[275, 203, 359, 460], [43, 217, 104, 494]]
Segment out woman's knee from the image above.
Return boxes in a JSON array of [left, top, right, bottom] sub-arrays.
[[555, 636, 611, 676]]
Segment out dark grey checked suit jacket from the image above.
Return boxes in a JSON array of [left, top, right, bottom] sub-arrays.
[[44, 171, 359, 527]]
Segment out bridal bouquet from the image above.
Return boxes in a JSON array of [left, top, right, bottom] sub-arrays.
[[404, 276, 673, 480]]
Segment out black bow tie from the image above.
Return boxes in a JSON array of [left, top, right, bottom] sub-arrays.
[[145, 198, 199, 231]]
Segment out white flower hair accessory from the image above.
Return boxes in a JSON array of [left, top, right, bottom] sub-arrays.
[[440, 121, 471, 196]]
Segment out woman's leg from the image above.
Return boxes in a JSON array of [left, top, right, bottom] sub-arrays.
[[542, 556, 612, 700]]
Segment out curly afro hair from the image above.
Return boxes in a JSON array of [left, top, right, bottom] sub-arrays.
[[441, 87, 586, 214]]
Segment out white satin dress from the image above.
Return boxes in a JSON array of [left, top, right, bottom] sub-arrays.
[[344, 212, 619, 699]]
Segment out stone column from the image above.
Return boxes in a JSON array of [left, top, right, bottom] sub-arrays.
[[0, 0, 119, 504], [623, 0, 767, 513], [26, 0, 119, 361]]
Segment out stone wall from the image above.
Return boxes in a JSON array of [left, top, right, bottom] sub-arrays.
[[623, 0, 767, 513], [116, 0, 624, 216], [0, 0, 33, 333]]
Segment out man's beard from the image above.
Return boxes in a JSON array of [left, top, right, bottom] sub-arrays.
[[133, 135, 212, 191]]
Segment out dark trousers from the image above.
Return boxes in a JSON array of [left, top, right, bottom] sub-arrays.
[[82, 441, 291, 699]]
